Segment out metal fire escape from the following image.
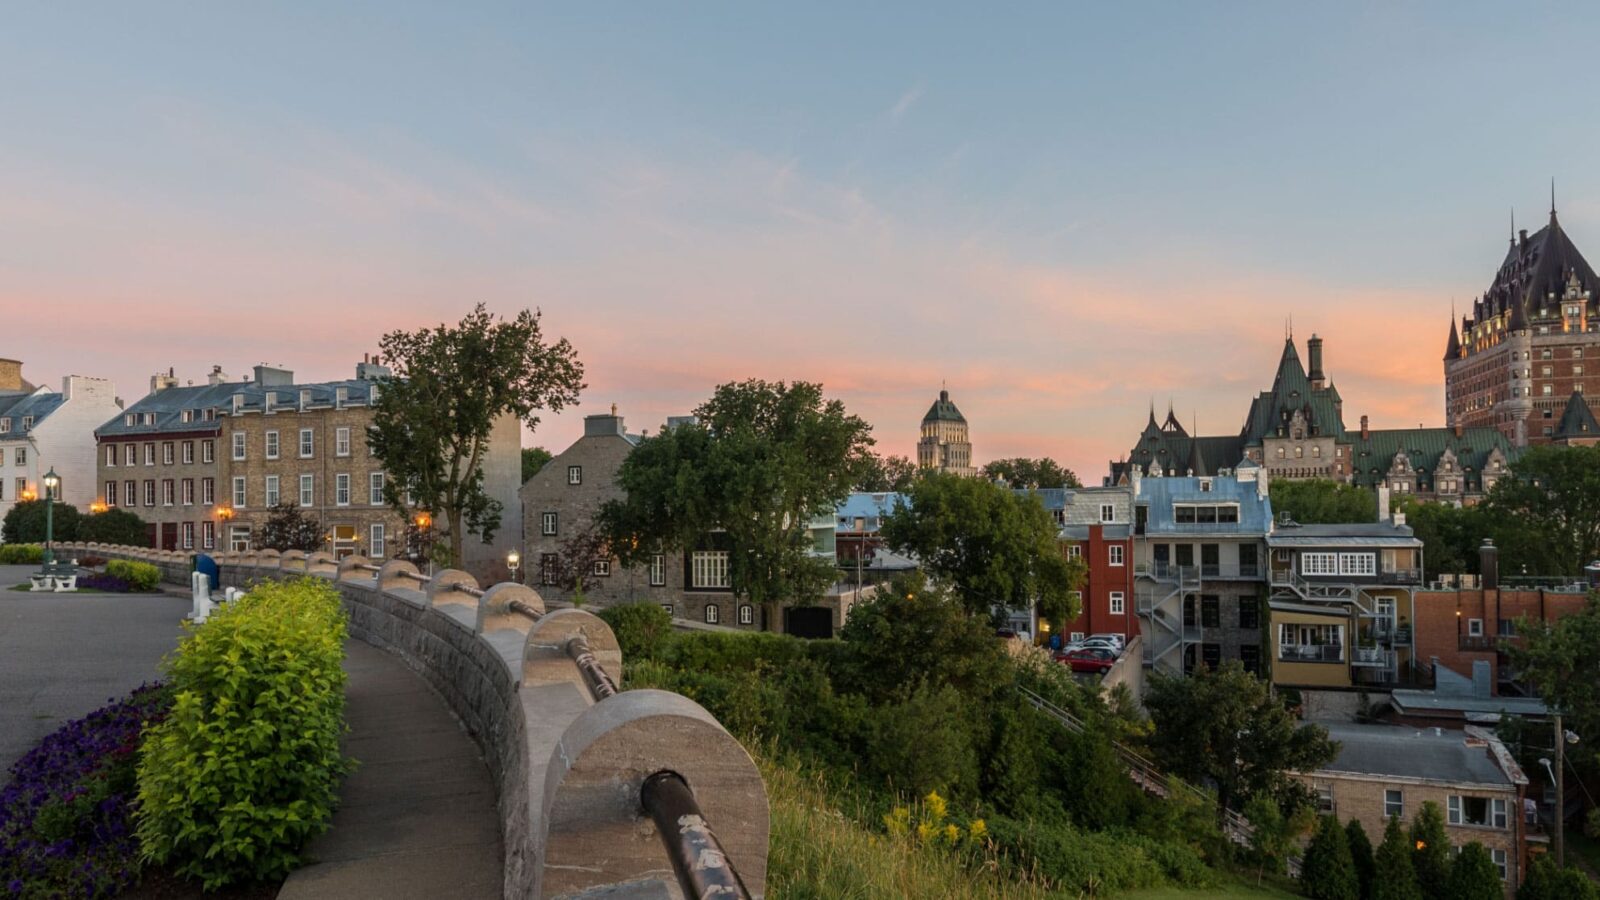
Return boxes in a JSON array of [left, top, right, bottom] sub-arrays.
[[1269, 566, 1404, 684], [1137, 563, 1200, 675]]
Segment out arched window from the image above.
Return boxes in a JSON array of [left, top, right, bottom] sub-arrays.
[[704, 604, 720, 625], [739, 604, 754, 625]]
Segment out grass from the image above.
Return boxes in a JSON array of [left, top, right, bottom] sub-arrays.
[[1120, 872, 1301, 899], [1565, 830, 1600, 883]]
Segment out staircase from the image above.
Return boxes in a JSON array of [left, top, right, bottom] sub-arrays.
[[1020, 687, 1300, 877]]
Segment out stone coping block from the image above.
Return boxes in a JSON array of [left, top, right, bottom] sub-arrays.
[[523, 610, 620, 693], [479, 584, 544, 635]]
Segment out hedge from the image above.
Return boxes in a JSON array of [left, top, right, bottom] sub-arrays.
[[105, 560, 162, 592], [0, 543, 44, 564], [135, 578, 350, 888]]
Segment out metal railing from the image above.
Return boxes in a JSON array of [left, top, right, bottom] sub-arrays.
[[1458, 634, 1501, 651], [641, 771, 752, 900], [1278, 644, 1344, 663], [1379, 568, 1423, 585], [1350, 647, 1394, 668], [567, 633, 619, 700]]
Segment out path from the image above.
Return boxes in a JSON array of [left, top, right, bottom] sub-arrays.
[[277, 640, 503, 899]]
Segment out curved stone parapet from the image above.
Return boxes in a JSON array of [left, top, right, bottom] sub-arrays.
[[281, 550, 309, 571], [478, 584, 544, 635], [426, 568, 479, 606], [306, 552, 338, 575], [337, 554, 374, 582], [376, 559, 421, 592], [523, 610, 620, 690]]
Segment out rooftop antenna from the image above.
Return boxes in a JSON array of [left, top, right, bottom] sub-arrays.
[[1510, 207, 1515, 245], [1551, 177, 1557, 217]]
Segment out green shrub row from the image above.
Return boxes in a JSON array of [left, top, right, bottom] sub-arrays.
[[135, 577, 350, 889], [0, 543, 43, 564], [105, 559, 162, 592]]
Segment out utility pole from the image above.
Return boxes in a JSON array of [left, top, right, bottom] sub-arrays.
[[1555, 712, 1566, 867]]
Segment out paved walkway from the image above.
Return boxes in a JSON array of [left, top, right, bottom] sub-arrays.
[[277, 640, 503, 899]]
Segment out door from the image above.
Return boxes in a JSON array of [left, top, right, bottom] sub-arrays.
[[161, 522, 178, 551]]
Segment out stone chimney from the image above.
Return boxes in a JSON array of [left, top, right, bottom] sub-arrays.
[[1453, 421, 1464, 438], [1307, 334, 1326, 390], [252, 365, 295, 387], [151, 367, 178, 393], [0, 358, 24, 392], [584, 410, 626, 438], [208, 365, 230, 386], [1479, 538, 1499, 590], [1376, 485, 1390, 523], [1360, 415, 1370, 440]]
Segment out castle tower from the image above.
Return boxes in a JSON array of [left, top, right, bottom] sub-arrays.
[[917, 389, 976, 476]]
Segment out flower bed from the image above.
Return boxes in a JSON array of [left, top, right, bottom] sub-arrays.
[[75, 574, 135, 594], [0, 684, 173, 899]]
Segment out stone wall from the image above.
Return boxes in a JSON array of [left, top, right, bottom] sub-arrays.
[[66, 541, 769, 900]]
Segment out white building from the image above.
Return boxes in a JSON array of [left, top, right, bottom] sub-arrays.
[[0, 359, 122, 532]]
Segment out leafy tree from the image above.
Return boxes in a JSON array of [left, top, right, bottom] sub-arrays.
[[1244, 794, 1308, 883], [835, 572, 1006, 703], [1518, 853, 1598, 900], [603, 380, 873, 618], [1145, 661, 1338, 816], [1483, 444, 1600, 577], [980, 457, 1082, 489], [880, 473, 1084, 624], [855, 453, 917, 492], [1508, 595, 1600, 766], [257, 502, 324, 552], [1345, 818, 1374, 899], [1269, 479, 1376, 524], [1408, 801, 1452, 900], [1, 499, 80, 544], [1444, 842, 1503, 900], [520, 446, 553, 483], [76, 508, 150, 547], [1300, 814, 1358, 900], [1398, 499, 1484, 580], [550, 522, 610, 606], [371, 305, 584, 566], [1371, 815, 1422, 900], [597, 602, 674, 662]]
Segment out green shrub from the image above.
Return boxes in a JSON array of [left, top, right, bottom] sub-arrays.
[[598, 601, 674, 661], [985, 815, 1172, 894], [76, 508, 151, 547], [1, 500, 80, 544], [135, 577, 350, 889], [0, 543, 44, 564], [106, 559, 161, 592]]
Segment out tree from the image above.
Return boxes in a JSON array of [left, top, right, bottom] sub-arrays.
[[1345, 818, 1375, 899], [1518, 853, 1598, 900], [1445, 842, 1503, 900], [1269, 479, 1376, 524], [856, 453, 917, 492], [1482, 444, 1600, 577], [602, 380, 873, 618], [1300, 814, 1358, 900], [1244, 794, 1308, 883], [1371, 815, 1422, 900], [1398, 499, 1483, 581], [1, 499, 80, 544], [258, 502, 323, 553], [550, 522, 610, 606], [521, 447, 553, 484], [1144, 661, 1338, 816], [76, 508, 150, 547], [835, 572, 1006, 703], [371, 305, 584, 566], [880, 473, 1084, 624], [980, 457, 1082, 489], [1408, 801, 1452, 900], [1508, 595, 1600, 766]]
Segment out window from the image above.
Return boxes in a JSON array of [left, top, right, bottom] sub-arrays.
[[1446, 796, 1507, 829], [181, 479, 194, 506], [370, 472, 385, 505], [20, 416, 31, 430], [105, 445, 117, 467], [265, 430, 280, 459], [1384, 789, 1403, 819], [229, 525, 251, 552], [1239, 600, 1259, 629], [739, 604, 754, 625], [1301, 552, 1338, 576], [182, 441, 194, 464], [650, 554, 665, 586], [231, 433, 246, 460], [1070, 632, 1085, 643], [539, 553, 559, 585], [335, 427, 351, 456], [1278, 623, 1344, 662], [1099, 503, 1115, 522], [1109, 591, 1125, 615], [13, 478, 23, 501], [1108, 545, 1124, 566], [180, 409, 193, 423], [704, 604, 720, 625], [568, 466, 583, 485], [692, 551, 731, 589], [201, 478, 214, 505], [1239, 645, 1261, 675], [0, 417, 8, 432], [141, 443, 155, 465], [1467, 618, 1484, 637], [265, 475, 280, 507], [232, 476, 246, 508], [299, 429, 314, 458], [541, 512, 558, 536], [105, 481, 118, 506], [162, 442, 174, 465], [1201, 595, 1220, 627], [202, 521, 215, 550], [125, 480, 137, 507], [592, 559, 611, 577], [142, 480, 155, 506], [9, 447, 27, 466], [202, 440, 214, 464], [1490, 848, 1507, 881], [181, 522, 194, 550], [335, 474, 350, 506], [161, 479, 175, 506], [370, 524, 386, 558], [299, 474, 313, 506], [1068, 544, 1082, 558], [1315, 785, 1335, 813], [124, 444, 136, 466], [1337, 553, 1376, 577], [1202, 643, 1222, 669]]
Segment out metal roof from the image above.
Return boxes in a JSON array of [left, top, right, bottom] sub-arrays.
[[922, 389, 966, 423], [1389, 689, 1550, 719], [94, 381, 239, 438], [1314, 722, 1513, 787], [1136, 475, 1273, 535], [0, 389, 65, 438]]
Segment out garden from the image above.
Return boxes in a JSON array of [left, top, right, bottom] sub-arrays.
[[2, 544, 162, 595]]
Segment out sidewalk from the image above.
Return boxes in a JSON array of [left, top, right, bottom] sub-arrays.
[[276, 641, 503, 899]]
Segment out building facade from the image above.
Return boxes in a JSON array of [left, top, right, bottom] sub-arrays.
[[0, 360, 121, 527], [1048, 485, 1137, 645], [1445, 205, 1600, 447], [917, 389, 976, 476]]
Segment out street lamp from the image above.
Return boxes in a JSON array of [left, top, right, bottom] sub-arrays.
[[40, 468, 60, 567], [507, 550, 521, 583]]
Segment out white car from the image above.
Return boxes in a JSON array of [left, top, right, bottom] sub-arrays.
[[1068, 637, 1121, 655], [1086, 633, 1127, 652]]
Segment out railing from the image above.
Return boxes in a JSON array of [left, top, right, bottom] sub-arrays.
[[1199, 563, 1262, 579], [1278, 644, 1344, 663], [1459, 634, 1501, 651], [641, 771, 753, 900], [1379, 568, 1423, 585], [1137, 563, 1200, 585], [1350, 647, 1394, 668]]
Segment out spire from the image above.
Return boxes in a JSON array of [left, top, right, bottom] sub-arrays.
[[1551, 177, 1557, 219], [1510, 207, 1516, 246], [1443, 312, 1461, 361]]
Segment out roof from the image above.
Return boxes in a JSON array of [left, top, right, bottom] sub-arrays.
[[1239, 339, 1346, 445], [1136, 474, 1273, 535], [1347, 426, 1513, 493], [836, 492, 908, 533], [95, 381, 240, 438], [922, 389, 966, 424], [1314, 722, 1513, 787], [1479, 209, 1600, 326], [1555, 391, 1600, 440], [224, 378, 379, 415], [1268, 521, 1420, 548], [0, 389, 65, 439], [1389, 689, 1550, 719], [1443, 317, 1461, 361]]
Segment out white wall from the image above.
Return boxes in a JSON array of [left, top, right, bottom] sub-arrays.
[[0, 377, 122, 528]]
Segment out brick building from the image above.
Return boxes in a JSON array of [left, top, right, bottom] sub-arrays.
[[1047, 484, 1137, 645], [1445, 203, 1600, 447]]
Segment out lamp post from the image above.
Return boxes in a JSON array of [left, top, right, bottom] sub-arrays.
[[507, 550, 521, 584], [41, 468, 60, 567]]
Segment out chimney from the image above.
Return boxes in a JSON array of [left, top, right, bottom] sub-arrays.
[[208, 365, 230, 386], [1360, 415, 1370, 440], [1377, 485, 1390, 523], [1453, 421, 1464, 438], [1307, 334, 1325, 389], [0, 358, 22, 392], [355, 355, 391, 381], [584, 410, 626, 437], [1479, 538, 1499, 590], [252, 364, 295, 387], [150, 369, 179, 393]]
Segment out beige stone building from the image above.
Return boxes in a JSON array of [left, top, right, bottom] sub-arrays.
[[917, 388, 976, 476], [1296, 722, 1530, 896]]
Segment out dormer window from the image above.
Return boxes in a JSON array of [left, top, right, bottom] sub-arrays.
[[1198, 478, 1213, 492], [299, 389, 312, 409], [124, 413, 135, 426], [142, 412, 156, 425], [20, 416, 33, 430], [0, 418, 9, 431], [180, 409, 193, 423]]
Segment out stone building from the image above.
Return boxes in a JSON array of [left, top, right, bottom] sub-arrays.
[[1445, 203, 1600, 447], [917, 388, 976, 476], [94, 367, 236, 550], [0, 359, 121, 527]]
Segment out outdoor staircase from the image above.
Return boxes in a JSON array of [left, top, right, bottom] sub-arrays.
[[1136, 564, 1200, 676], [1019, 687, 1301, 877]]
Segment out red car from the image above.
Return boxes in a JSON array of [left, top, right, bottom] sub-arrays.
[[1055, 647, 1117, 674]]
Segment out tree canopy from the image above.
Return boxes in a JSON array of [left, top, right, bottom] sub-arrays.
[[520, 447, 553, 484], [1481, 443, 1600, 578], [1408, 801, 1451, 900], [1144, 661, 1338, 815], [1268, 479, 1376, 524], [855, 453, 917, 493], [1370, 815, 1421, 900], [371, 305, 584, 565], [980, 457, 1082, 490], [258, 502, 323, 553], [602, 379, 873, 612], [1508, 594, 1600, 766], [75, 508, 150, 547], [880, 473, 1084, 624], [1, 499, 81, 545], [1299, 814, 1357, 900], [1443, 842, 1503, 900]]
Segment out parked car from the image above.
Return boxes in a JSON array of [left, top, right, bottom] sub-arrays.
[[1067, 637, 1121, 655], [1056, 647, 1118, 674], [1086, 633, 1126, 652]]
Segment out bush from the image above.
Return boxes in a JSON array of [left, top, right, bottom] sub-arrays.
[[1, 500, 80, 544], [76, 509, 150, 547], [105, 560, 161, 592], [135, 578, 350, 889], [599, 601, 674, 662], [0, 684, 173, 899], [986, 815, 1175, 894], [0, 543, 43, 564]]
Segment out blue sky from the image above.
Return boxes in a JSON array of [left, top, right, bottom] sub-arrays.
[[4, 4, 1597, 478]]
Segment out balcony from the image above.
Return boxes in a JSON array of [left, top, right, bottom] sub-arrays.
[[1378, 568, 1423, 585], [1137, 563, 1199, 585], [1458, 634, 1501, 652], [1351, 647, 1395, 668], [1361, 623, 1412, 646], [1278, 644, 1344, 663], [1199, 563, 1263, 579]]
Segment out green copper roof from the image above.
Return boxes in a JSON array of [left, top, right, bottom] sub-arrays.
[[1347, 426, 1514, 492], [923, 389, 966, 423], [1240, 339, 1346, 444]]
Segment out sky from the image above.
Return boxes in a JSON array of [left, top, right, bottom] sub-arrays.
[[4, 3, 1600, 481]]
